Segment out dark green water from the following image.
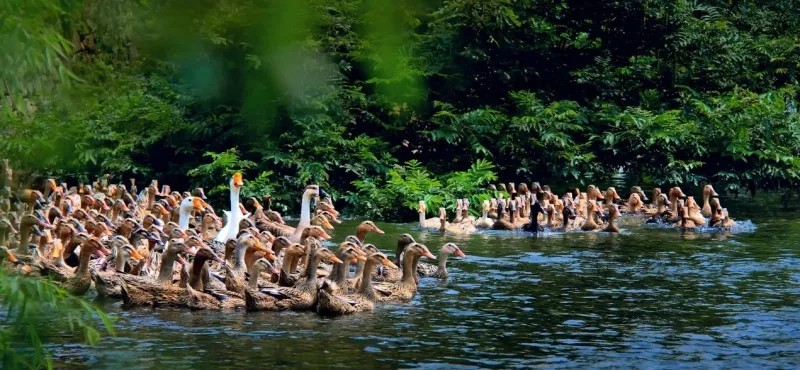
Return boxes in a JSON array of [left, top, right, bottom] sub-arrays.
[[48, 196, 800, 369]]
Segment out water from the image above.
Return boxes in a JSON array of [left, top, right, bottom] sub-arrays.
[[44, 195, 800, 368]]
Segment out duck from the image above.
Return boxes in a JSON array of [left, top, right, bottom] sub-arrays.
[[92, 243, 146, 298], [276, 242, 307, 287], [581, 200, 604, 231], [701, 184, 719, 217], [225, 232, 268, 295], [417, 242, 465, 279], [355, 220, 384, 244], [474, 200, 493, 229], [214, 173, 244, 243], [684, 196, 707, 227], [326, 242, 365, 295], [491, 199, 516, 230], [439, 207, 475, 234], [624, 193, 645, 214], [452, 199, 464, 224], [603, 187, 621, 206], [244, 257, 282, 311], [668, 186, 687, 214], [602, 205, 621, 233], [316, 251, 397, 316], [50, 237, 109, 295], [521, 196, 548, 232], [178, 196, 206, 231], [262, 246, 342, 310], [374, 243, 435, 302], [349, 243, 380, 290], [118, 238, 193, 306], [417, 201, 440, 229], [288, 185, 328, 244]]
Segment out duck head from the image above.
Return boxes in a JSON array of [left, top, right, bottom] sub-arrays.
[[440, 242, 466, 258], [703, 184, 719, 198], [630, 186, 648, 202], [358, 220, 384, 235], [417, 200, 427, 214], [369, 251, 398, 269]]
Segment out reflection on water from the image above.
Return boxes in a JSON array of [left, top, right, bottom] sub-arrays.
[[38, 196, 800, 368]]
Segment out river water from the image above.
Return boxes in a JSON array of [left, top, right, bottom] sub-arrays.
[[45, 195, 800, 369]]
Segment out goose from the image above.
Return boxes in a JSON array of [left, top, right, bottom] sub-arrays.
[[214, 173, 244, 243]]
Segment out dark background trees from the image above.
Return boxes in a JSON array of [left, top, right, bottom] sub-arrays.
[[3, 0, 800, 219]]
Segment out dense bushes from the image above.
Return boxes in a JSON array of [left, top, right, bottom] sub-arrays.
[[3, 0, 800, 219]]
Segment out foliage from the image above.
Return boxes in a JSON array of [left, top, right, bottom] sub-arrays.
[[0, 271, 114, 369], [4, 0, 800, 216], [348, 159, 497, 221]]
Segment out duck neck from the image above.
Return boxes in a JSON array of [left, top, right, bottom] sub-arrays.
[[333, 255, 351, 286], [17, 225, 30, 254], [281, 253, 297, 274], [248, 264, 262, 289], [400, 252, 417, 285], [229, 187, 240, 215], [233, 243, 248, 272], [299, 193, 312, 227], [179, 207, 192, 231], [702, 193, 711, 214], [75, 247, 93, 278], [356, 228, 367, 243], [114, 251, 129, 272], [157, 250, 179, 285], [418, 211, 425, 226], [395, 241, 407, 265], [190, 258, 207, 289], [435, 251, 450, 277], [304, 253, 322, 286], [357, 259, 379, 298]]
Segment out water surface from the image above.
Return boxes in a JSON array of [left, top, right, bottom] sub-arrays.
[[46, 196, 800, 368]]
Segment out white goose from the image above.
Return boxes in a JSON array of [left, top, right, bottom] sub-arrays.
[[214, 173, 244, 243], [178, 196, 206, 231], [289, 185, 328, 244]]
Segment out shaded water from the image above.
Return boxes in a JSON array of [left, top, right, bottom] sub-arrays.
[[46, 196, 800, 368]]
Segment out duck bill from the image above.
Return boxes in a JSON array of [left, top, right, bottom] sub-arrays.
[[320, 231, 332, 240], [329, 255, 343, 264], [318, 188, 330, 199], [373, 226, 385, 235], [6, 251, 18, 263], [129, 249, 145, 261], [423, 251, 437, 260], [356, 254, 367, 262], [454, 249, 466, 258], [266, 252, 277, 262]]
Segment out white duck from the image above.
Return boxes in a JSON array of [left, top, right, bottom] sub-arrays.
[[214, 173, 244, 243], [289, 185, 328, 244], [178, 197, 206, 231]]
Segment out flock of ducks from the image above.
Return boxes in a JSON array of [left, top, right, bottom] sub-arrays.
[[420, 183, 738, 234], [0, 164, 466, 316]]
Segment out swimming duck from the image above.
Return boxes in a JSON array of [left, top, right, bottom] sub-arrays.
[[262, 246, 342, 310], [374, 243, 435, 302], [418, 201, 440, 229], [701, 185, 719, 217], [288, 185, 329, 244], [316, 251, 397, 316], [603, 205, 621, 233], [51, 237, 109, 295], [474, 200, 493, 229], [355, 220, 384, 244], [214, 173, 245, 243], [92, 243, 145, 298], [439, 207, 475, 234], [326, 242, 365, 295], [417, 243, 465, 279], [244, 257, 282, 311]]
